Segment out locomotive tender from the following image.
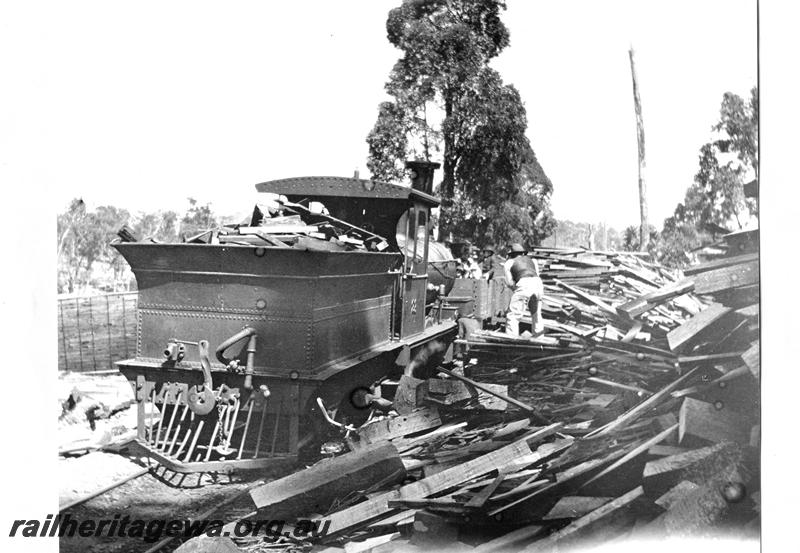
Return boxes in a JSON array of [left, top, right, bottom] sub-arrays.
[[112, 161, 461, 473]]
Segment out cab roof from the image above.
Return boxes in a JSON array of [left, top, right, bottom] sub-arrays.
[[254, 176, 440, 206]]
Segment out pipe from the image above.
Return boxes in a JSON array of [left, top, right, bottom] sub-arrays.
[[215, 326, 257, 390], [244, 334, 256, 390], [315, 397, 356, 432]]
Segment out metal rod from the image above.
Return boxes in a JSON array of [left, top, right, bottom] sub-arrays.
[[167, 404, 190, 456], [270, 397, 284, 456], [152, 387, 168, 446], [226, 398, 241, 449], [173, 411, 194, 459], [158, 390, 182, 451], [205, 415, 221, 461], [183, 420, 204, 462], [253, 401, 268, 459], [59, 466, 150, 513], [238, 398, 255, 460]]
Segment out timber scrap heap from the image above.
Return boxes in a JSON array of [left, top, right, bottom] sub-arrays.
[[175, 229, 759, 553]]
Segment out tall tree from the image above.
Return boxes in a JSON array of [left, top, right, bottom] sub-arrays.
[[654, 87, 758, 268], [56, 202, 130, 293], [367, 0, 554, 246]]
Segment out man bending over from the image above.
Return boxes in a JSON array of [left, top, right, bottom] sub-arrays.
[[503, 243, 544, 337]]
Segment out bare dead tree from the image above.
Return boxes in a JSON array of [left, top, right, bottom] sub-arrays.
[[629, 47, 649, 251]]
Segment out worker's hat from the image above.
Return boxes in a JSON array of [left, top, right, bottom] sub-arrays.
[[508, 243, 527, 255]]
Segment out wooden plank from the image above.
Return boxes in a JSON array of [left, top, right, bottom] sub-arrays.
[[580, 424, 678, 489], [666, 303, 731, 352], [488, 446, 628, 516], [683, 252, 759, 276], [357, 407, 442, 446], [735, 303, 759, 318], [470, 524, 546, 553], [692, 260, 758, 294], [678, 397, 750, 445], [641, 442, 730, 497], [711, 284, 759, 309], [653, 480, 699, 509], [616, 279, 694, 318], [522, 486, 645, 551], [543, 496, 613, 520], [741, 341, 760, 378], [436, 366, 546, 423], [586, 366, 700, 438], [424, 378, 508, 411], [644, 447, 749, 536], [315, 424, 562, 536], [555, 280, 618, 315], [250, 442, 405, 514], [464, 470, 506, 509]]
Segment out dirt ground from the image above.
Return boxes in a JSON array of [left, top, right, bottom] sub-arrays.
[[58, 448, 288, 553]]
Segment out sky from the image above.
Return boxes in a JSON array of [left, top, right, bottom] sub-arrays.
[[2, 0, 756, 231]]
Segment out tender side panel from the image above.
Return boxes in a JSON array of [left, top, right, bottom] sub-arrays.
[[312, 273, 396, 369]]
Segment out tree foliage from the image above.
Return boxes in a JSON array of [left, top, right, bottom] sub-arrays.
[[57, 199, 218, 294], [57, 201, 131, 293], [367, 0, 554, 247], [541, 220, 623, 251], [622, 224, 659, 254], [654, 87, 758, 268], [180, 198, 218, 239]]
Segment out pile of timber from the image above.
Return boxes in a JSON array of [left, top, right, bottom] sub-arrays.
[[118, 195, 391, 253], [183, 243, 760, 553]]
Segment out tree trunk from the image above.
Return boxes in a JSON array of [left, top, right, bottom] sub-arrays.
[[441, 94, 456, 202], [629, 47, 649, 251]]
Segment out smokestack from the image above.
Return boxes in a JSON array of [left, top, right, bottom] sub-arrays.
[[405, 160, 440, 195]]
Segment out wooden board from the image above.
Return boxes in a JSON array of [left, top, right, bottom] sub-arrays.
[[741, 341, 760, 378], [692, 261, 758, 295], [683, 253, 759, 276], [617, 280, 694, 318], [357, 407, 442, 446], [641, 442, 730, 497], [678, 397, 751, 445], [315, 424, 562, 536], [525, 486, 645, 551], [250, 442, 405, 514], [543, 496, 614, 520], [424, 378, 508, 411], [666, 303, 731, 352]]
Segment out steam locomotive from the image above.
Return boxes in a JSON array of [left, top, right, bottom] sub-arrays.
[[112, 161, 477, 473]]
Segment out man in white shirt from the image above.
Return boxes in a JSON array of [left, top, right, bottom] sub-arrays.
[[503, 243, 544, 336]]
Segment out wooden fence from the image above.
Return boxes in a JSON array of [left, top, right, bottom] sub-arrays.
[[58, 292, 138, 372]]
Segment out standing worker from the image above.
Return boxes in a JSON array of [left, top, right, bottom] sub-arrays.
[[480, 246, 505, 280], [503, 243, 544, 336]]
